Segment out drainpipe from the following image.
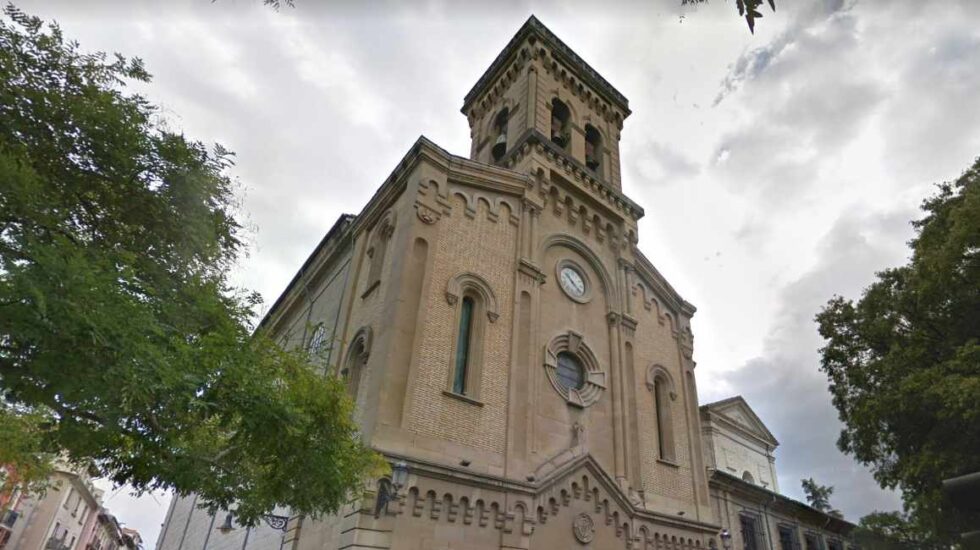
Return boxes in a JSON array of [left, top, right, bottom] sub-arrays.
[[762, 494, 777, 550]]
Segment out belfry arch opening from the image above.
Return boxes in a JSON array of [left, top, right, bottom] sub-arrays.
[[585, 124, 602, 172], [491, 108, 509, 164], [550, 98, 570, 149]]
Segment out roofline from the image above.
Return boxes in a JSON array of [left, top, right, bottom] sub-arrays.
[[256, 213, 355, 331], [710, 470, 856, 532], [700, 395, 779, 446], [462, 15, 630, 116], [255, 135, 533, 334]]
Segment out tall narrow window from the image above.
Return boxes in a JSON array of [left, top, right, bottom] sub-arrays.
[[491, 108, 509, 164], [341, 328, 371, 401], [585, 124, 602, 172], [654, 379, 668, 458], [345, 350, 362, 398], [648, 367, 676, 463], [551, 98, 570, 149], [453, 297, 475, 395], [740, 515, 760, 550], [778, 526, 798, 550]]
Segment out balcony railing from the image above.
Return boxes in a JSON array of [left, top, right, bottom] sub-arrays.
[[0, 510, 17, 529], [45, 538, 72, 550]]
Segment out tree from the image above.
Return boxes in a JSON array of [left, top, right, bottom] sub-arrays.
[[682, 0, 776, 34], [800, 478, 834, 512], [0, 407, 52, 510], [816, 157, 980, 541], [852, 511, 946, 550], [0, 7, 381, 524]]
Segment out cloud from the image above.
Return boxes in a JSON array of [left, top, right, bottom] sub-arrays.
[[720, 205, 914, 519], [710, 1, 889, 205], [631, 140, 700, 186], [12, 0, 980, 543]]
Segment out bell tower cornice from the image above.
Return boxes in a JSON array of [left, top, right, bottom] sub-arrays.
[[461, 16, 634, 194], [462, 15, 630, 119]]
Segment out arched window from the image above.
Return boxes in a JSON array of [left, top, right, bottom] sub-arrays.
[[647, 365, 676, 462], [341, 327, 372, 401], [491, 108, 509, 164], [584, 124, 602, 172], [452, 296, 476, 395], [445, 272, 497, 401], [551, 98, 571, 149], [308, 323, 327, 357]]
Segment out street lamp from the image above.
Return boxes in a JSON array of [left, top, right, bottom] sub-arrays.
[[375, 461, 410, 517], [720, 529, 732, 550], [391, 461, 409, 492], [215, 511, 289, 534]]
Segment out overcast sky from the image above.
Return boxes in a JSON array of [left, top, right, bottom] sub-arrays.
[[15, 0, 980, 544]]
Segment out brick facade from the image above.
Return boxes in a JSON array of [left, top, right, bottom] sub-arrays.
[[155, 16, 854, 550]]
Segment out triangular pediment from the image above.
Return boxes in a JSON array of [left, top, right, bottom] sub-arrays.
[[701, 396, 778, 447], [532, 452, 716, 535]]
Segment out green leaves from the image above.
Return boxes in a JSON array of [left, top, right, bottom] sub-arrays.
[[0, 7, 379, 525], [816, 157, 980, 541], [800, 477, 833, 512], [681, 0, 776, 34]]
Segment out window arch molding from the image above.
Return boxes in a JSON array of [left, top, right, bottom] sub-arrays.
[[341, 326, 372, 399], [645, 364, 677, 400], [548, 92, 581, 124], [445, 272, 499, 323], [481, 97, 517, 137], [363, 211, 396, 297], [539, 234, 614, 300], [543, 330, 606, 408]]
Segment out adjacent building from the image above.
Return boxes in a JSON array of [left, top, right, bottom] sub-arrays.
[[156, 16, 856, 550], [0, 462, 140, 550], [701, 397, 854, 550]]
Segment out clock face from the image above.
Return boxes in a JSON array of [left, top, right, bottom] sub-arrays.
[[559, 266, 586, 298]]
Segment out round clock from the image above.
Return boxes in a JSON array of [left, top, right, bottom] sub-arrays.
[[559, 265, 586, 299]]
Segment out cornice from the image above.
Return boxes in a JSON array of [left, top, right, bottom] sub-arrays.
[[630, 249, 694, 320], [257, 214, 355, 334], [503, 128, 644, 221], [381, 450, 720, 535], [706, 411, 779, 450], [462, 16, 630, 118], [700, 396, 779, 447], [258, 136, 451, 334], [708, 470, 855, 533]]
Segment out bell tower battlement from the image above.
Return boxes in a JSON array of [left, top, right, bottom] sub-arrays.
[[462, 16, 632, 195]]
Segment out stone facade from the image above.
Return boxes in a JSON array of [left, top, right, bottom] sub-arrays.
[[700, 397, 855, 550], [155, 16, 854, 550], [700, 397, 780, 492], [274, 16, 713, 549]]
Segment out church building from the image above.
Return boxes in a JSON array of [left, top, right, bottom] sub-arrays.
[[156, 16, 856, 550]]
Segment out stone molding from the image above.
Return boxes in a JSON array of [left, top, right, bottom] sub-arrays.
[[646, 364, 678, 402], [445, 272, 500, 323], [375, 451, 719, 549], [543, 330, 606, 408]]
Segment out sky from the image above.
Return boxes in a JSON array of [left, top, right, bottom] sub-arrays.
[[13, 0, 980, 545]]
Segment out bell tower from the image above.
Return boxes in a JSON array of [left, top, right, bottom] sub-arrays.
[[462, 16, 631, 193]]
